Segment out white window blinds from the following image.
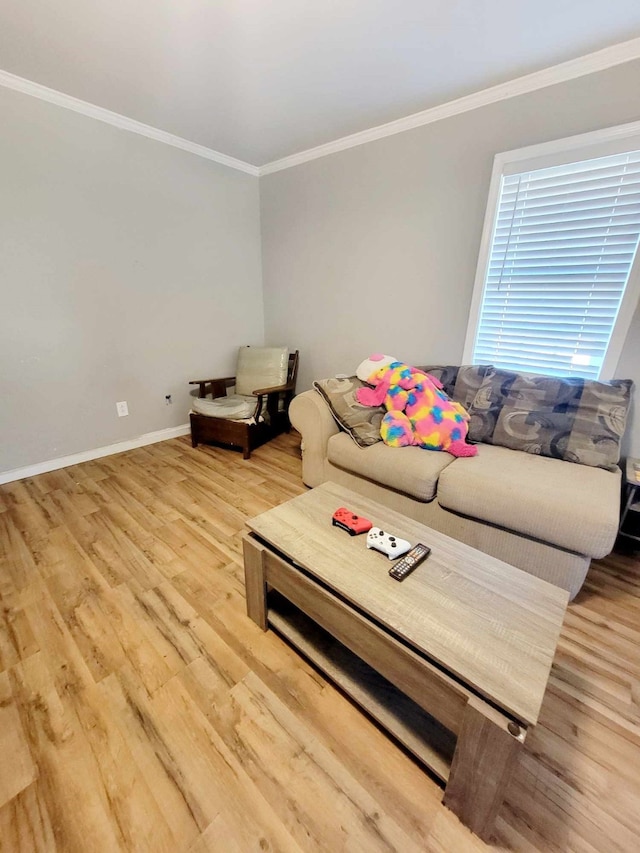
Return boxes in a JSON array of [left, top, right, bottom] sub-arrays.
[[472, 150, 640, 379]]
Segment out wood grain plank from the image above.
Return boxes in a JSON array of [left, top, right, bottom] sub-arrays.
[[227, 671, 426, 853], [0, 432, 637, 852], [73, 676, 180, 852], [0, 582, 39, 672], [8, 653, 124, 852], [1, 481, 55, 544], [95, 666, 201, 849], [0, 672, 37, 808], [131, 667, 304, 852], [0, 781, 57, 853], [0, 515, 40, 592]]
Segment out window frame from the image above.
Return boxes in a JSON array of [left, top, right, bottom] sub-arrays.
[[463, 119, 640, 380]]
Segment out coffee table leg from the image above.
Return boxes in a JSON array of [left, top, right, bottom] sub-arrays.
[[243, 535, 268, 630], [443, 697, 526, 841]]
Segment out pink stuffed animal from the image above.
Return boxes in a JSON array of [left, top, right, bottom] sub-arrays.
[[356, 356, 477, 457]]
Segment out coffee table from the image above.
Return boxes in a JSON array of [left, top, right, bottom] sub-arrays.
[[243, 482, 568, 840]]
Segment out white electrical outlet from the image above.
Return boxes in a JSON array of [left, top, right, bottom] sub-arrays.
[[116, 401, 129, 417]]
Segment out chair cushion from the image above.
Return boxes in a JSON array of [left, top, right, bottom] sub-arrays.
[[192, 394, 256, 420], [467, 368, 632, 470], [327, 432, 455, 501], [235, 347, 289, 396], [437, 443, 621, 556]]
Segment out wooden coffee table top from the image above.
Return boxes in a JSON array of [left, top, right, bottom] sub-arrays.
[[246, 482, 569, 725]]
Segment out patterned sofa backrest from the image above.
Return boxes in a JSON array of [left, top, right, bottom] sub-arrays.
[[418, 364, 494, 409], [464, 368, 633, 471]]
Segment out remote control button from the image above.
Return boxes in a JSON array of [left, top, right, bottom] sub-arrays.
[[379, 531, 384, 536], [388, 543, 431, 581]]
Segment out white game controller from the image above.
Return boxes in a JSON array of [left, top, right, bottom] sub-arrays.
[[366, 527, 411, 560]]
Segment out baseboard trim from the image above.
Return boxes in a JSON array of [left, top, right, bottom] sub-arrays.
[[0, 424, 191, 486]]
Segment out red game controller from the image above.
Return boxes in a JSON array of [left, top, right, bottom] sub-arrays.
[[332, 507, 373, 536]]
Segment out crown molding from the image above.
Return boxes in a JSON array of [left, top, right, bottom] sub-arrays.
[[0, 69, 259, 176], [259, 36, 640, 176], [0, 424, 191, 485], [3, 35, 640, 179]]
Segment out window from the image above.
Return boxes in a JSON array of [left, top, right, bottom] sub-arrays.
[[464, 123, 640, 380]]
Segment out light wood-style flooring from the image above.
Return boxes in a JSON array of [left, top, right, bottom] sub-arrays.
[[0, 433, 639, 852]]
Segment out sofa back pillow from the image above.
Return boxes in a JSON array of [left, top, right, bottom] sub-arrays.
[[416, 365, 459, 398], [468, 368, 632, 469], [419, 364, 494, 408], [313, 376, 383, 447]]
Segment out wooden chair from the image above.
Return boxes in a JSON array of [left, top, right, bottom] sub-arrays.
[[189, 347, 299, 459]]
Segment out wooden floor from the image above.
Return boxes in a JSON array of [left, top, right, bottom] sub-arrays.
[[1, 433, 639, 852]]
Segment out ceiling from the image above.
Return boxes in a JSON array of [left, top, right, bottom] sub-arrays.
[[2, 1, 640, 166]]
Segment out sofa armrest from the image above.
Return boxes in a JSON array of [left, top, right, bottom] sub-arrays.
[[289, 389, 339, 487]]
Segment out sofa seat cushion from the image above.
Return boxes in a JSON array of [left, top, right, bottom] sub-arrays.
[[437, 444, 620, 557], [327, 433, 455, 501]]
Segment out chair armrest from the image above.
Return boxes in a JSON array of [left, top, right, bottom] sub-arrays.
[[189, 376, 236, 398], [249, 382, 296, 421], [250, 381, 296, 396], [189, 376, 236, 386]]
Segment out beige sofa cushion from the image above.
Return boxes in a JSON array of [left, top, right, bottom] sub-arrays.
[[437, 444, 620, 557], [327, 433, 455, 501]]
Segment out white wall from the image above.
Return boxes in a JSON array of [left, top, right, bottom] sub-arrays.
[[4, 57, 640, 475], [261, 59, 640, 457], [0, 86, 263, 474]]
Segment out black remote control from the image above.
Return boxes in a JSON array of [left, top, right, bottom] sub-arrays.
[[388, 543, 431, 581]]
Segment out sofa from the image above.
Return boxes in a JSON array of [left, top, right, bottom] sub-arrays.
[[289, 364, 633, 600]]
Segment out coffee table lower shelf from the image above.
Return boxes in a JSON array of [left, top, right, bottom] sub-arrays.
[[243, 532, 531, 841], [268, 591, 456, 783]]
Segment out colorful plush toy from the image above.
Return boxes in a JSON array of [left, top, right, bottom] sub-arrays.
[[355, 353, 477, 457]]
